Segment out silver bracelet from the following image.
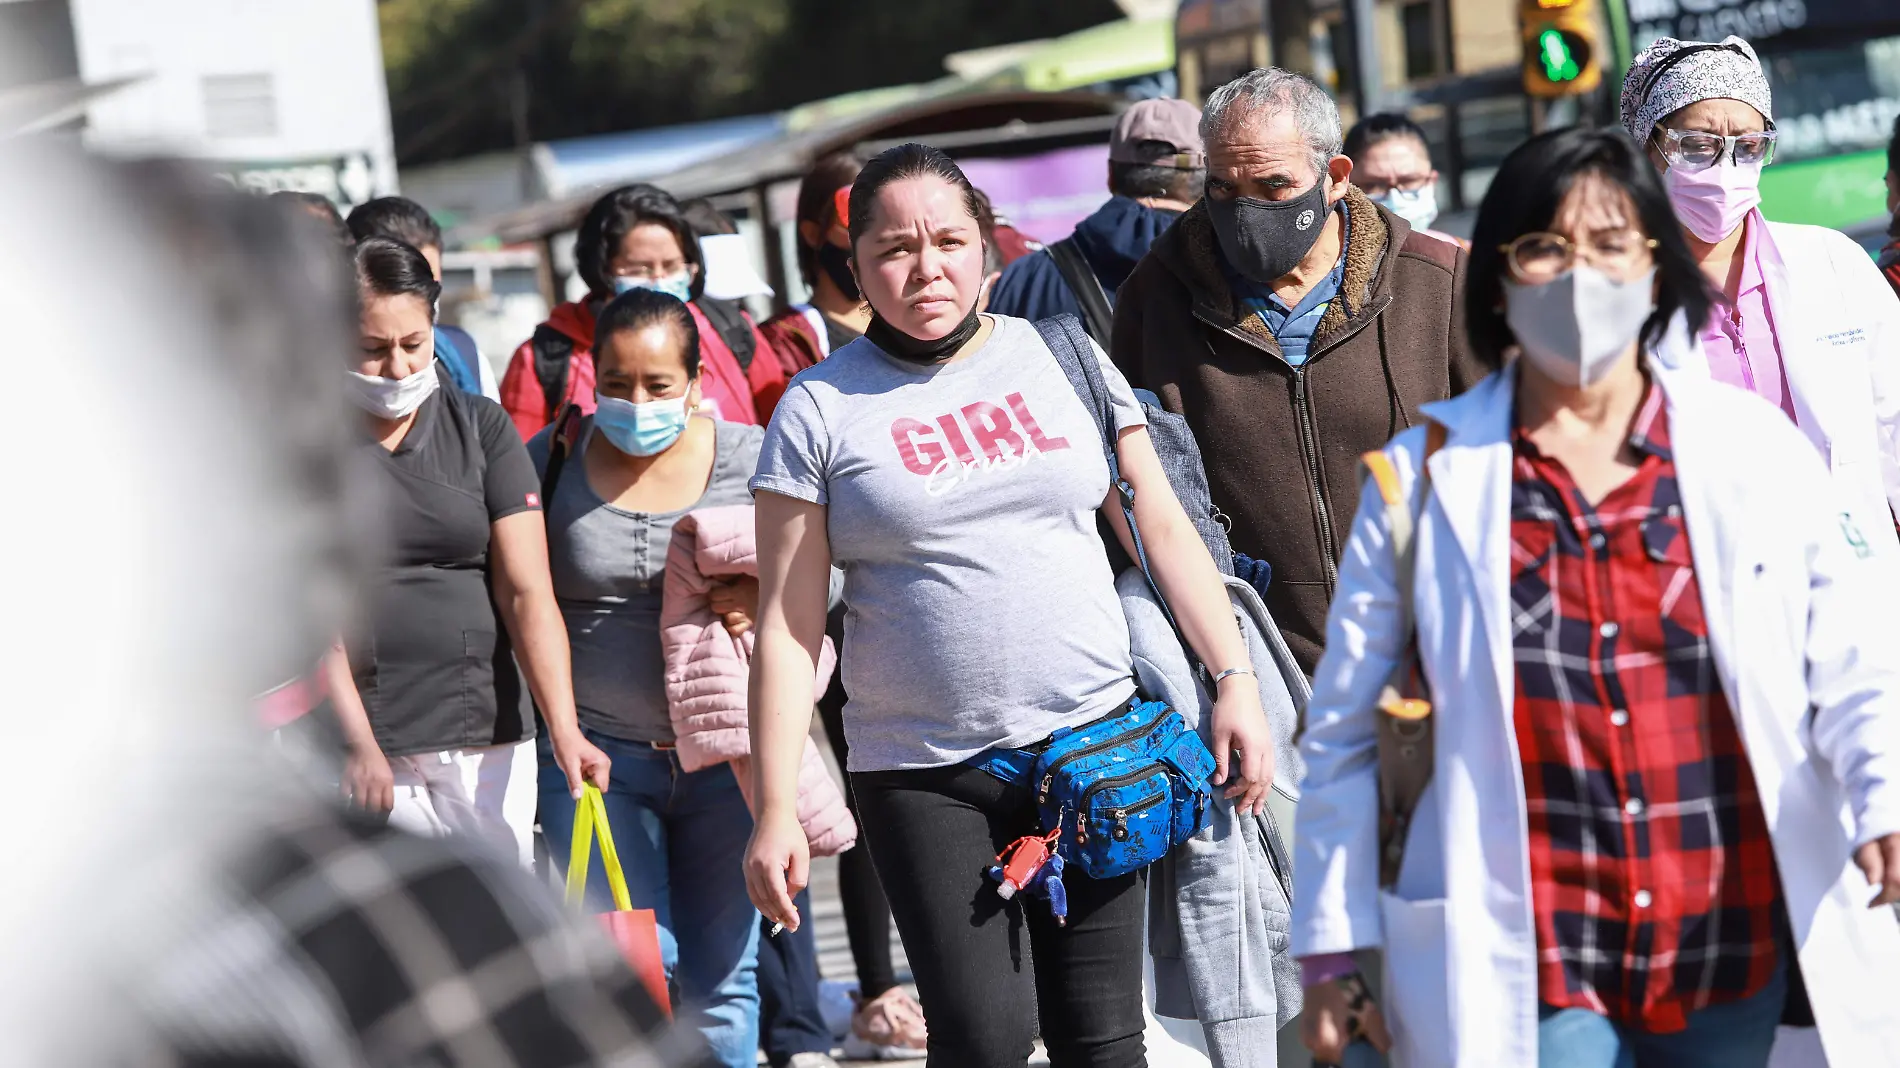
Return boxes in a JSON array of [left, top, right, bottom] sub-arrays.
[[1212, 667, 1255, 685]]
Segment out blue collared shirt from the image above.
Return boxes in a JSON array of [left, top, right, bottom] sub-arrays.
[[1224, 202, 1349, 366]]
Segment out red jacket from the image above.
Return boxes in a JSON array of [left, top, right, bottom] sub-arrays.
[[500, 299, 786, 441]]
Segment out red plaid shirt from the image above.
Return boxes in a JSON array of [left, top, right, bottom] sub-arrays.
[[1509, 383, 1781, 1033]]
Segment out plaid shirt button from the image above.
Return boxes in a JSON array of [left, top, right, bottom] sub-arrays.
[[1610, 710, 1629, 726], [1598, 620, 1619, 638], [1625, 798, 1645, 816], [1634, 889, 1653, 908]]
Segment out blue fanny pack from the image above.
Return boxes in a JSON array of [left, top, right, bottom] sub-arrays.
[[975, 699, 1216, 880]]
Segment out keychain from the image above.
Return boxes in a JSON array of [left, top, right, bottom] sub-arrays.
[[986, 828, 1068, 926]]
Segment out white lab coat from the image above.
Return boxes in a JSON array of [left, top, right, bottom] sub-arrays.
[[1654, 218, 1900, 562], [1290, 363, 1900, 1067]]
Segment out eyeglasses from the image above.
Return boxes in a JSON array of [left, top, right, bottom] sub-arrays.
[[1360, 174, 1433, 198], [1499, 230, 1659, 285], [1651, 127, 1777, 171]]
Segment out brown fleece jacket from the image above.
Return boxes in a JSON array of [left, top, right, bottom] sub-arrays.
[[1111, 188, 1486, 675]]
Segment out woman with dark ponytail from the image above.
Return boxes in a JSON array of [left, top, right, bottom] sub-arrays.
[[744, 144, 1274, 1067], [338, 236, 609, 866], [758, 152, 869, 379]]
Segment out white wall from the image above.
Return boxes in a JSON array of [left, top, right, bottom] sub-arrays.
[[68, 0, 397, 204]]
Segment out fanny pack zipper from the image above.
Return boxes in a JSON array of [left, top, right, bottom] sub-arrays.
[[1073, 772, 1166, 845], [1038, 714, 1169, 805]]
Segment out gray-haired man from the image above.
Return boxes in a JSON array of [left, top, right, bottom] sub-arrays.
[[1111, 68, 1484, 674]]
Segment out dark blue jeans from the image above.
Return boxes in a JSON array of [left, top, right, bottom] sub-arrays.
[[756, 887, 833, 1066], [1536, 953, 1789, 1068], [538, 731, 760, 1068]]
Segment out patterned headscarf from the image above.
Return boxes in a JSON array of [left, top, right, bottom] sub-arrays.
[[1618, 35, 1774, 145]]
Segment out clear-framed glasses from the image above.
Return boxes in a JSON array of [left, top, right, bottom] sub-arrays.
[[1651, 127, 1777, 171], [1499, 230, 1659, 285]]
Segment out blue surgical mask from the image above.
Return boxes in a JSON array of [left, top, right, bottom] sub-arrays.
[[593, 393, 691, 456], [1373, 183, 1439, 232], [613, 272, 695, 304]]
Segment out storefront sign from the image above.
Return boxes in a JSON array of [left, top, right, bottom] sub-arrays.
[[1629, 0, 1805, 48], [210, 152, 376, 208], [1628, 0, 1899, 49], [1777, 96, 1900, 162]]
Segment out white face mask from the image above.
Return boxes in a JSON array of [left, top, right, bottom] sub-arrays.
[[1374, 183, 1439, 231], [1503, 265, 1657, 387], [345, 363, 440, 419]]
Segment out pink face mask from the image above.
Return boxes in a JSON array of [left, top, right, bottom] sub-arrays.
[[1664, 161, 1761, 243]]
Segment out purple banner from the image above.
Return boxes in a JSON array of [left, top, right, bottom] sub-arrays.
[[959, 143, 1111, 246]]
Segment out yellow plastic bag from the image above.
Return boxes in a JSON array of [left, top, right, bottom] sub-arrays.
[[568, 784, 669, 1014]]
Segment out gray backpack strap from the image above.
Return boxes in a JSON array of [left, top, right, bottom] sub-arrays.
[[1035, 313, 1184, 644], [1046, 238, 1116, 346]]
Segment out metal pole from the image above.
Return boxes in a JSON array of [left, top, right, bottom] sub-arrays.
[[1601, 0, 1635, 84], [1350, 0, 1381, 115], [750, 183, 791, 317]]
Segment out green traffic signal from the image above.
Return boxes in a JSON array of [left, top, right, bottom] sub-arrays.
[[1537, 27, 1581, 82]]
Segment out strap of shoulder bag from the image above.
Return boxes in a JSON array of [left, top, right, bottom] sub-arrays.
[[1034, 313, 1184, 645], [1359, 420, 1447, 889], [1045, 238, 1116, 347], [539, 403, 587, 513]]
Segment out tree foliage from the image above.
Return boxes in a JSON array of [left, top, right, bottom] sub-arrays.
[[380, 0, 1121, 164]]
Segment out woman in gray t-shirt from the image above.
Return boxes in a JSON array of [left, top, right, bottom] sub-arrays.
[[527, 290, 764, 1068], [744, 143, 1274, 1066]]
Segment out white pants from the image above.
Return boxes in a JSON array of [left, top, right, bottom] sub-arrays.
[[385, 739, 537, 868]]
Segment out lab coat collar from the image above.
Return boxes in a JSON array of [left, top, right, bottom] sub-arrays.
[[1418, 363, 1519, 726]]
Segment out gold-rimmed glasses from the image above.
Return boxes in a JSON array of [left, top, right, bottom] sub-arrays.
[[1498, 229, 1659, 285]]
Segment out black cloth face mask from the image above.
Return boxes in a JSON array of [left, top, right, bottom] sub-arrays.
[[865, 301, 982, 365], [1205, 178, 1332, 285], [814, 241, 861, 302]]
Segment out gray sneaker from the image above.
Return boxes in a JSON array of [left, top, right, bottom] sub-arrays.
[[785, 1054, 842, 1068]]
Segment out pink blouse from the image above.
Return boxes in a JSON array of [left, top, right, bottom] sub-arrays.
[[1696, 213, 1797, 423]]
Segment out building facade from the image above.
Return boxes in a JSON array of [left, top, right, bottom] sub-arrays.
[[1, 0, 398, 208]]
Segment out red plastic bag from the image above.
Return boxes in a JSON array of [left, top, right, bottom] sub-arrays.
[[568, 784, 670, 1015]]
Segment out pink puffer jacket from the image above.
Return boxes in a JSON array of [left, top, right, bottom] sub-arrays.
[[660, 504, 857, 857]]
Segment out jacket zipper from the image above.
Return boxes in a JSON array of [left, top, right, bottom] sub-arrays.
[[1196, 312, 1340, 588], [1292, 367, 1338, 586], [1290, 297, 1391, 587], [1037, 715, 1169, 805], [1194, 298, 1392, 592]]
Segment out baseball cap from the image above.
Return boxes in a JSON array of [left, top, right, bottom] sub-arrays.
[[1108, 98, 1205, 170]]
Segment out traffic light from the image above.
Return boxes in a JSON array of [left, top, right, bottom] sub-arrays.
[[1520, 0, 1603, 98]]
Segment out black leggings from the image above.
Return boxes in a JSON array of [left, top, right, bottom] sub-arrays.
[[818, 629, 901, 999], [852, 762, 1146, 1068]]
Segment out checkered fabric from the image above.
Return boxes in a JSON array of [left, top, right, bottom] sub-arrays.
[[126, 806, 713, 1067], [1509, 383, 1781, 1033]]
